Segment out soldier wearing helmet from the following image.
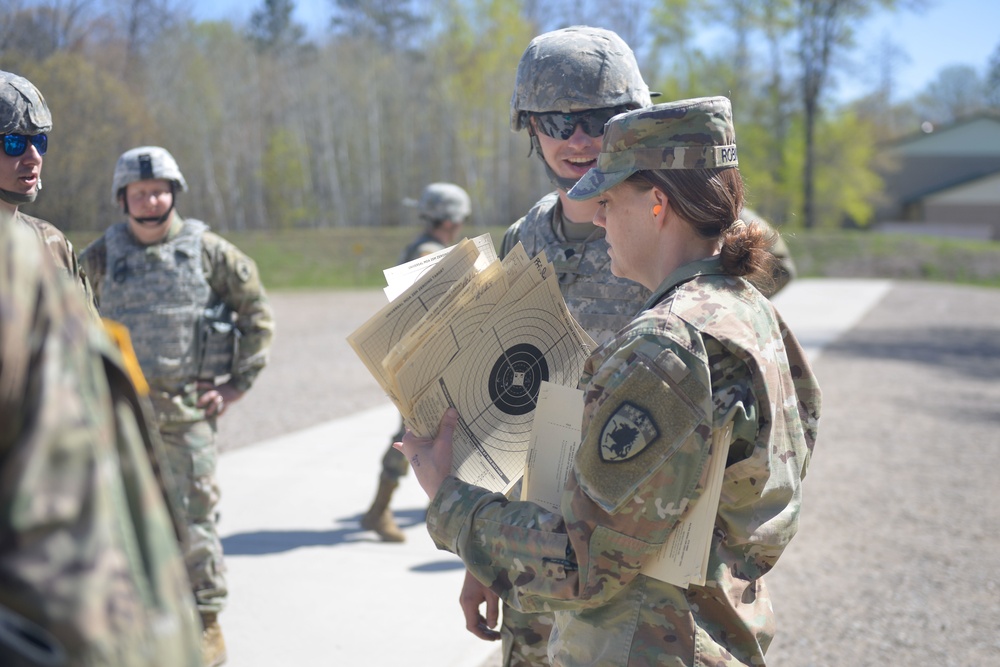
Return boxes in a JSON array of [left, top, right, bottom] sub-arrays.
[[0, 70, 95, 311], [455, 27, 655, 667], [80, 146, 276, 667], [359, 182, 473, 543], [398, 182, 472, 263]]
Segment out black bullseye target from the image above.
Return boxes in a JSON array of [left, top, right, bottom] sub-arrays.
[[488, 343, 549, 416]]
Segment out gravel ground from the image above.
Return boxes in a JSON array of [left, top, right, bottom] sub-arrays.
[[217, 283, 1000, 666]]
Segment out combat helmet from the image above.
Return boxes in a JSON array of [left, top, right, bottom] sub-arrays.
[[510, 26, 652, 132], [112, 146, 187, 225], [0, 71, 52, 205], [510, 26, 651, 190], [112, 145, 188, 205], [417, 182, 471, 224]]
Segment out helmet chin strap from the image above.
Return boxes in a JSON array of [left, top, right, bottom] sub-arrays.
[[132, 201, 174, 227], [0, 179, 41, 206], [529, 132, 581, 192], [124, 189, 175, 227]]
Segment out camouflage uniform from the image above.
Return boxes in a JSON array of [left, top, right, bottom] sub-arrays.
[[427, 256, 821, 666], [502, 192, 649, 345], [81, 213, 274, 619], [0, 217, 202, 666]]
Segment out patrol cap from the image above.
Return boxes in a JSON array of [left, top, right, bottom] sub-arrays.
[[568, 96, 738, 201], [510, 26, 652, 132], [111, 146, 188, 204], [416, 182, 471, 222], [0, 70, 52, 135]]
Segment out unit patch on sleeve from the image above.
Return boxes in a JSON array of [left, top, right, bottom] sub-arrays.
[[599, 402, 660, 463]]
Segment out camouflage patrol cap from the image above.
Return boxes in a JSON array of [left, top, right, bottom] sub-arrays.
[[111, 146, 188, 203], [0, 70, 52, 135], [417, 182, 471, 222], [510, 26, 652, 132], [568, 96, 738, 201]]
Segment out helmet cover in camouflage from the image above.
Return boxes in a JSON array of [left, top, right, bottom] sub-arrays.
[[510, 26, 652, 132], [417, 182, 471, 222], [0, 70, 52, 135], [111, 146, 188, 204], [568, 96, 738, 201]]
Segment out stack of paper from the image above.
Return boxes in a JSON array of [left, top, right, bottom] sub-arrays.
[[348, 234, 595, 494]]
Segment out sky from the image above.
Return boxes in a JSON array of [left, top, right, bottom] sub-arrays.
[[197, 0, 1000, 104]]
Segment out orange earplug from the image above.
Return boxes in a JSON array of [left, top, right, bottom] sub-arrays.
[[652, 205, 662, 216]]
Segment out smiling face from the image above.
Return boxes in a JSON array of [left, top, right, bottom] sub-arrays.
[[531, 116, 603, 185], [593, 181, 661, 289], [0, 138, 42, 208]]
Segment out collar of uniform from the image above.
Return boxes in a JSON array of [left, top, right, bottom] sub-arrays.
[[642, 255, 726, 310], [164, 214, 185, 241]]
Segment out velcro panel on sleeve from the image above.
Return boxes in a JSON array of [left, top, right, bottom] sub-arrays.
[[576, 356, 706, 514]]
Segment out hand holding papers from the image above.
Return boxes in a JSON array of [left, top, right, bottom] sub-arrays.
[[348, 235, 595, 494]]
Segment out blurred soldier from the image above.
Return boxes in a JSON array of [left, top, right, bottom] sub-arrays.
[[0, 70, 95, 310], [360, 182, 472, 542], [79, 146, 275, 667], [462, 26, 655, 667], [0, 213, 203, 666]]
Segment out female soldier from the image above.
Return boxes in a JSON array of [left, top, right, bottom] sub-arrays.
[[397, 97, 821, 666]]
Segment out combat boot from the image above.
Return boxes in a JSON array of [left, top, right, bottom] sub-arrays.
[[360, 474, 405, 542], [201, 613, 227, 667]]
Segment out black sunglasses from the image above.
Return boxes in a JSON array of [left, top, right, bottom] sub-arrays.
[[2, 133, 48, 157], [531, 107, 629, 140]]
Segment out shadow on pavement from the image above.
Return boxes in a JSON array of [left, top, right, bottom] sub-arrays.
[[222, 507, 427, 555]]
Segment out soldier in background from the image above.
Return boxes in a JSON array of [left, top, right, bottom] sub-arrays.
[[79, 146, 275, 667], [0, 70, 95, 310], [359, 182, 472, 542], [0, 212, 203, 667]]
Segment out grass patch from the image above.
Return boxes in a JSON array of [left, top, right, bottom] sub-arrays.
[[68, 227, 1000, 290], [784, 231, 1000, 288]]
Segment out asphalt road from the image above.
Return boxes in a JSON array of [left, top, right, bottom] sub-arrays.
[[217, 281, 1000, 666]]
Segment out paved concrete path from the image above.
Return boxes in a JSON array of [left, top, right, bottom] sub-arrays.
[[216, 279, 897, 666]]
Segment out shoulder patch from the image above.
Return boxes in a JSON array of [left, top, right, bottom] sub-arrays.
[[576, 355, 708, 514], [599, 402, 659, 462], [236, 259, 252, 282]]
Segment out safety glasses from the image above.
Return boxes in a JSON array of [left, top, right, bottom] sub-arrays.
[[2, 133, 47, 157], [531, 107, 629, 140]]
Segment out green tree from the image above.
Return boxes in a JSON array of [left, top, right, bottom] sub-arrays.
[[248, 0, 308, 54], [915, 65, 988, 125], [329, 0, 428, 48], [987, 41, 1000, 110], [18, 51, 157, 230], [261, 127, 317, 229], [793, 0, 916, 228], [430, 0, 539, 226]]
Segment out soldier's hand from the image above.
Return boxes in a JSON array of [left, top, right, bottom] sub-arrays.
[[394, 407, 457, 499], [460, 570, 501, 641], [197, 381, 244, 417]]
